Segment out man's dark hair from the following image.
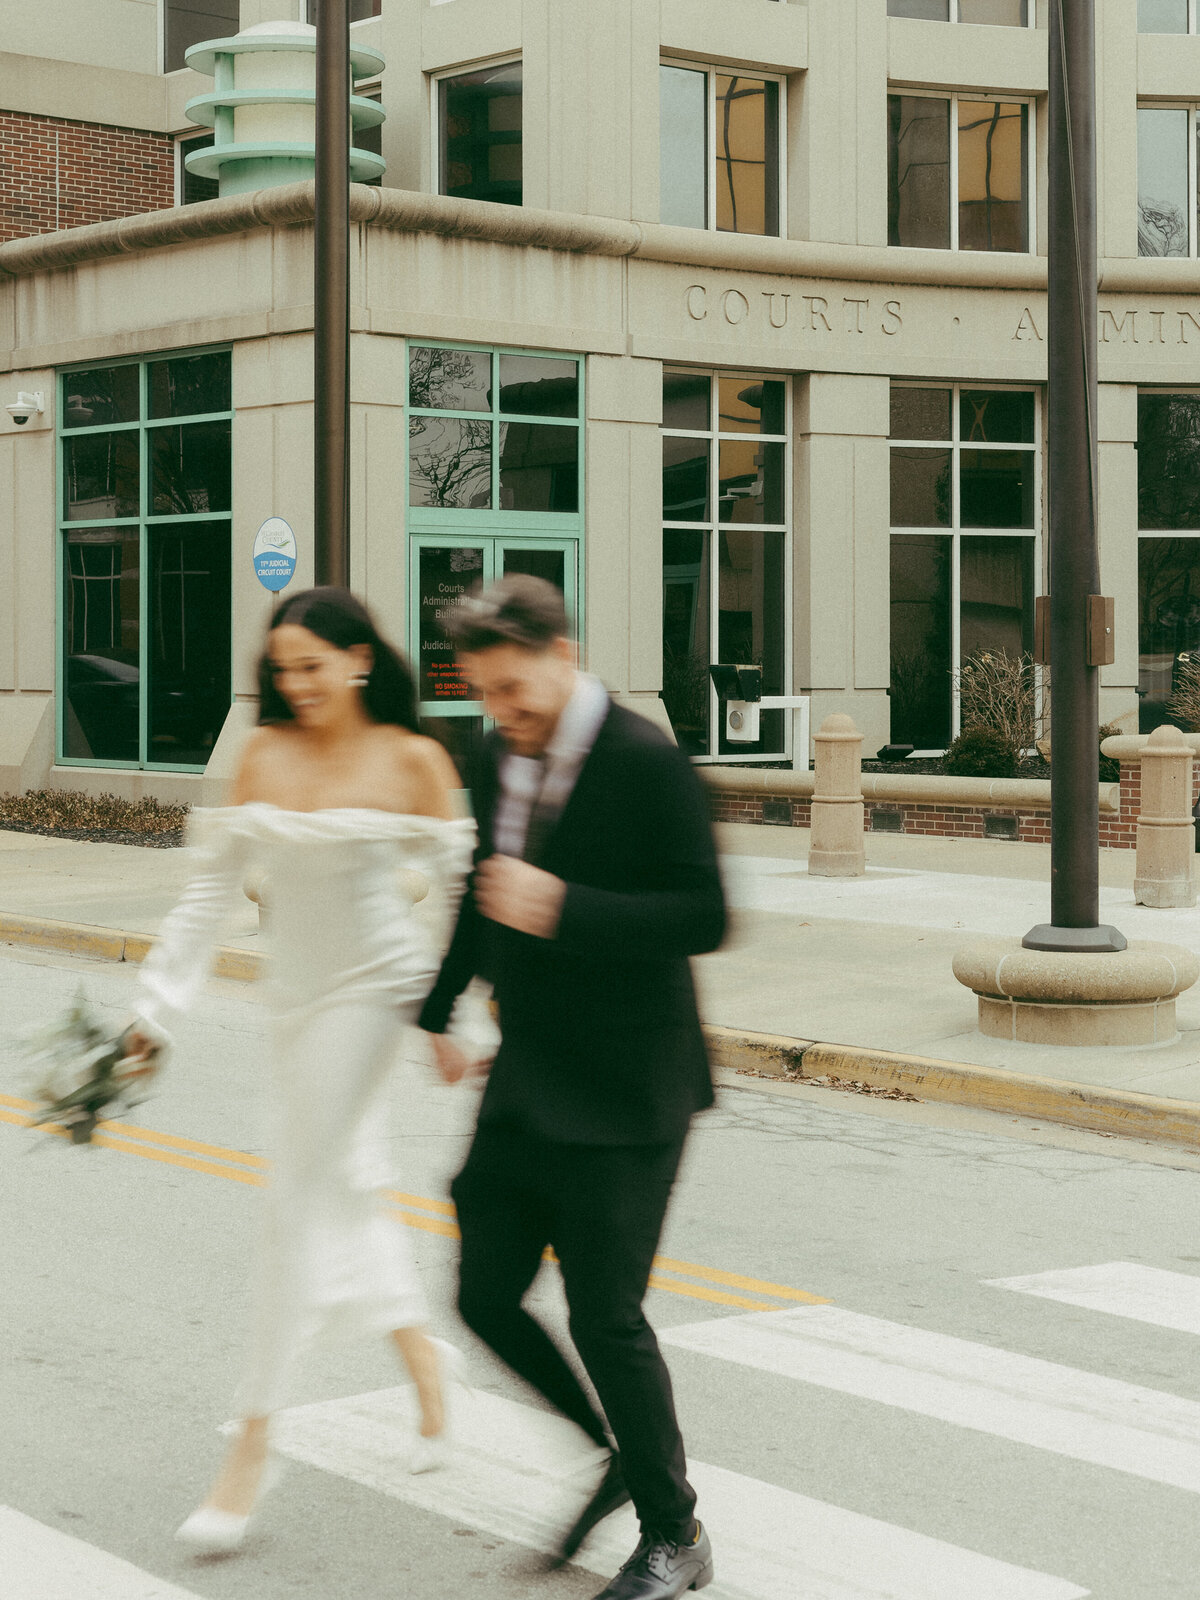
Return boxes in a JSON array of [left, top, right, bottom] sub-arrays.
[[445, 574, 570, 654]]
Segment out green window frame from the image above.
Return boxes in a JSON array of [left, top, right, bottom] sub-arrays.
[[57, 348, 234, 773], [406, 340, 585, 730]]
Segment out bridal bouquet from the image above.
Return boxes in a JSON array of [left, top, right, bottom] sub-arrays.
[[20, 993, 161, 1145]]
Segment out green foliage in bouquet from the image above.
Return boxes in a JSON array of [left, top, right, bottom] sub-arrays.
[[23, 993, 158, 1144]]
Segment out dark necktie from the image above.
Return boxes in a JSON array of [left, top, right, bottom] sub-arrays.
[[521, 759, 553, 867]]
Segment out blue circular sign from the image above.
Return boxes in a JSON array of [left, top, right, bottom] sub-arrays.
[[253, 518, 297, 592]]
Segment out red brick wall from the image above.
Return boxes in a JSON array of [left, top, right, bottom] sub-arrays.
[[0, 109, 176, 243], [708, 760, 1200, 850]]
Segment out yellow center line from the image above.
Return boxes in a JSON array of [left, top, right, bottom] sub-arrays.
[[1, 1100, 826, 1313]]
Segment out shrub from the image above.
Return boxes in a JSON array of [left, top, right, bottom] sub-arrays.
[[1166, 656, 1200, 733], [943, 726, 1020, 778], [1098, 723, 1122, 784], [956, 649, 1043, 754], [0, 790, 189, 835]]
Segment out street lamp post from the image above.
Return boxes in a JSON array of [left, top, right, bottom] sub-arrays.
[[1023, 0, 1124, 955], [314, 0, 350, 589]]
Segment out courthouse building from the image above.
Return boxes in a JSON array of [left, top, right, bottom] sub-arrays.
[[2, 0, 1200, 801]]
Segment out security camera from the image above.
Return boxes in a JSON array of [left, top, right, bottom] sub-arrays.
[[6, 392, 44, 427]]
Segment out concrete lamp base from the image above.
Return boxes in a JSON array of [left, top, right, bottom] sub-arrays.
[[952, 938, 1200, 1047]]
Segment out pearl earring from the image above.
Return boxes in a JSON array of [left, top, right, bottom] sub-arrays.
[[347, 673, 369, 687]]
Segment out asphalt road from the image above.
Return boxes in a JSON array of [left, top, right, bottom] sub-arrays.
[[3, 942, 1200, 1600]]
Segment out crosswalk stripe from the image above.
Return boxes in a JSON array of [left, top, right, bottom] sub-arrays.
[[987, 1261, 1200, 1337], [271, 1385, 1088, 1600], [0, 1507, 203, 1600], [660, 1304, 1200, 1495]]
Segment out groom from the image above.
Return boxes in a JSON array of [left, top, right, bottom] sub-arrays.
[[418, 574, 725, 1599]]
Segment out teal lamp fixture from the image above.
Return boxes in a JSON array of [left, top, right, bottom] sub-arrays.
[[182, 20, 385, 197]]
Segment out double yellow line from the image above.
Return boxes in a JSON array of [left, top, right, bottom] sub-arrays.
[[0, 1093, 828, 1314]]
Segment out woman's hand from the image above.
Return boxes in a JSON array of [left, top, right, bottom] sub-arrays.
[[119, 1029, 161, 1075]]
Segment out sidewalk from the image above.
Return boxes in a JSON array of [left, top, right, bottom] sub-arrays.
[[2, 821, 1199, 1140]]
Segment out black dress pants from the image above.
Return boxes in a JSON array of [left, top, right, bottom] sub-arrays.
[[451, 1122, 696, 1541]]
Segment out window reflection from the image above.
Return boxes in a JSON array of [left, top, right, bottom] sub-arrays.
[[959, 389, 1035, 443], [498, 355, 578, 418], [960, 536, 1034, 660], [150, 421, 232, 515], [890, 534, 952, 746], [148, 521, 231, 766], [663, 436, 711, 521], [409, 346, 492, 411], [1139, 0, 1189, 31], [717, 440, 785, 524], [663, 369, 711, 432], [498, 422, 579, 511], [718, 376, 786, 435], [891, 386, 952, 441], [1137, 108, 1190, 258], [62, 367, 139, 430], [1138, 393, 1200, 529], [64, 432, 139, 521], [163, 0, 239, 74], [888, 0, 949, 14], [662, 529, 712, 757], [409, 416, 492, 508], [958, 0, 1026, 21], [716, 529, 785, 755], [1139, 538, 1200, 730], [888, 95, 951, 248], [715, 75, 779, 236], [890, 447, 952, 527], [960, 450, 1034, 527], [958, 100, 1027, 252], [148, 353, 231, 419], [439, 62, 522, 206], [64, 528, 141, 762]]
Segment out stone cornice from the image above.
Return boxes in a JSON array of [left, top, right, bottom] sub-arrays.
[[0, 181, 1195, 300]]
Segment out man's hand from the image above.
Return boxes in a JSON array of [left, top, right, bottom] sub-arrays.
[[428, 1033, 475, 1085], [476, 855, 567, 940]]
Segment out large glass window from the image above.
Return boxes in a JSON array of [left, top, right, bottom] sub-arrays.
[[888, 92, 1031, 252], [1139, 0, 1195, 31], [1137, 106, 1199, 257], [59, 352, 233, 770], [163, 0, 239, 75], [889, 384, 1039, 748], [661, 370, 789, 760], [437, 62, 522, 207], [407, 344, 583, 758], [888, 0, 1030, 20], [1138, 392, 1200, 729], [659, 64, 782, 235]]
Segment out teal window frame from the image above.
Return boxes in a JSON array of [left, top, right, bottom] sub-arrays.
[[56, 347, 234, 773], [406, 340, 585, 725]]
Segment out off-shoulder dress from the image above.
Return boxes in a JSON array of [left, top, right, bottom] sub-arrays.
[[133, 803, 476, 1416]]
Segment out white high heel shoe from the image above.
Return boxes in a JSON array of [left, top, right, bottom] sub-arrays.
[[175, 1455, 283, 1554], [407, 1338, 470, 1475]]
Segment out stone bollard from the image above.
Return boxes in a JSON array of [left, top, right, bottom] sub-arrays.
[[1134, 723, 1196, 908], [808, 714, 865, 877]]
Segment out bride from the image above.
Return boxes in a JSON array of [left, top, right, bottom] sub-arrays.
[[124, 587, 476, 1554]]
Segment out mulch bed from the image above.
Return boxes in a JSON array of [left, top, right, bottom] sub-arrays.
[[0, 820, 184, 849]]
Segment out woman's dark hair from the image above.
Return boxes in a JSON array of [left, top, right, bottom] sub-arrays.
[[257, 587, 420, 731]]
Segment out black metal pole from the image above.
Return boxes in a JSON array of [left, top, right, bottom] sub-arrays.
[[314, 0, 350, 589], [1024, 0, 1124, 954]]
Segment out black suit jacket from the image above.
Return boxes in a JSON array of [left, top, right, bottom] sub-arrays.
[[418, 700, 726, 1145]]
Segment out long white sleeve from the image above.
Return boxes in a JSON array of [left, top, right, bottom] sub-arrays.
[[133, 815, 252, 1046]]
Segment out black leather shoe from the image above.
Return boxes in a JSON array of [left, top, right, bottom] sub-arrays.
[[589, 1522, 714, 1598], [549, 1451, 631, 1568]]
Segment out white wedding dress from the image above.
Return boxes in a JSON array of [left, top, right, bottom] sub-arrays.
[[133, 803, 477, 1417]]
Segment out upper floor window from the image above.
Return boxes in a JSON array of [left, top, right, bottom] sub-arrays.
[[660, 64, 783, 236], [1139, 0, 1197, 31], [163, 0, 239, 74], [888, 91, 1031, 252], [177, 133, 217, 205], [1138, 106, 1198, 256], [436, 62, 522, 207], [888, 0, 1030, 20]]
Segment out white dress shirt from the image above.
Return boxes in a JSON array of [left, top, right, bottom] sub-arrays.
[[493, 672, 610, 860]]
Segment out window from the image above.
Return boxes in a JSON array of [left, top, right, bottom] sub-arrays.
[[177, 133, 217, 205], [1139, 0, 1196, 31], [1138, 106, 1198, 257], [888, 0, 1030, 21], [1137, 393, 1200, 730], [888, 92, 1031, 252], [163, 0, 239, 75], [59, 353, 233, 770], [661, 370, 789, 761], [437, 62, 522, 206], [407, 344, 583, 767], [889, 384, 1039, 748], [357, 90, 383, 186], [660, 64, 783, 235]]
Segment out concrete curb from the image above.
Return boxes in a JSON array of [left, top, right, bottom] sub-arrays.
[[5, 913, 1199, 1149]]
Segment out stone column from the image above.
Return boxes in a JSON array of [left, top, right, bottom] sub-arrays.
[[808, 714, 865, 878], [1134, 724, 1196, 909]]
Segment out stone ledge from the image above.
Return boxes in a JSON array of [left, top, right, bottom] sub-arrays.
[[703, 765, 1120, 813]]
